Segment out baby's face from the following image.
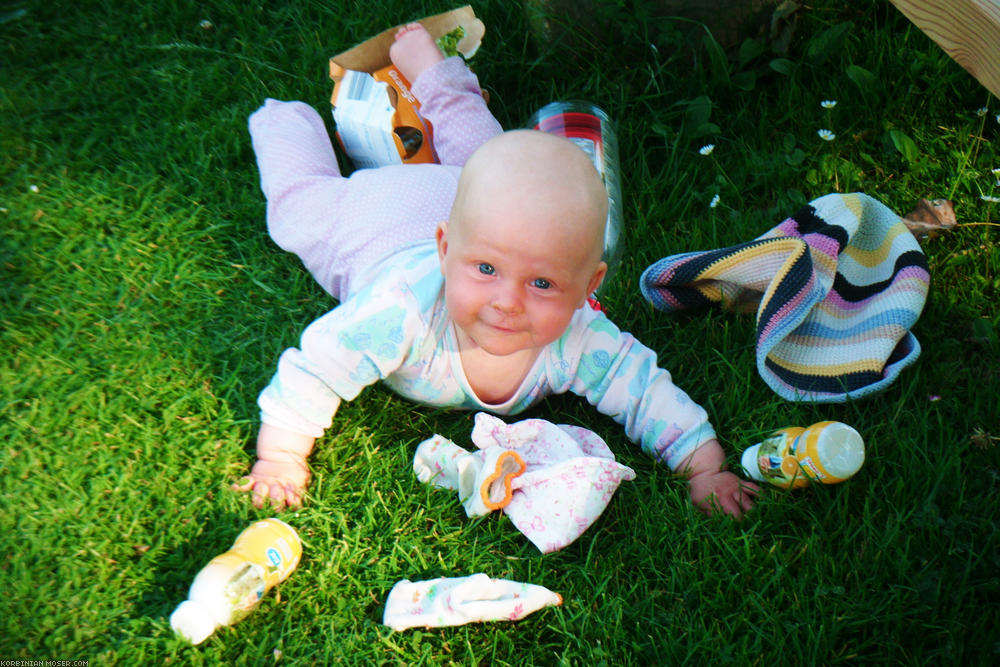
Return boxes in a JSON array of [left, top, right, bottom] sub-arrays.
[[437, 208, 606, 357]]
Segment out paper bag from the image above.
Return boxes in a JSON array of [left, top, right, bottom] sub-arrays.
[[329, 6, 485, 168]]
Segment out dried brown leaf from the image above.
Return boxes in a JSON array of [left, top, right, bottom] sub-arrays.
[[971, 428, 997, 450], [903, 198, 957, 238]]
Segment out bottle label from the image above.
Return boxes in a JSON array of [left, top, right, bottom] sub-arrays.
[[224, 562, 267, 624], [533, 110, 605, 175], [233, 519, 303, 587], [754, 427, 809, 489]]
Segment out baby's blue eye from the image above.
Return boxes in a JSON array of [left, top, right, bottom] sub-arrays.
[[478, 263, 495, 275], [532, 278, 552, 290]]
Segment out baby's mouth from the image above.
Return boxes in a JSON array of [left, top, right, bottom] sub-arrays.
[[484, 319, 521, 334]]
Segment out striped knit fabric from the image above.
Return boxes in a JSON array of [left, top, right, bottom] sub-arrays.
[[640, 193, 930, 403]]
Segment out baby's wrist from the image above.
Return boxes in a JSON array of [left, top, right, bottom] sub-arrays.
[[256, 423, 315, 465], [256, 451, 307, 468], [680, 439, 726, 479]]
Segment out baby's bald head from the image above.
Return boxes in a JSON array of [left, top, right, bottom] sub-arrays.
[[449, 130, 608, 269]]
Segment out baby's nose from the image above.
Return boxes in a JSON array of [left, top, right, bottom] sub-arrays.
[[491, 282, 524, 314]]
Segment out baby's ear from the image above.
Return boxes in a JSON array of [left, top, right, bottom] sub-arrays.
[[435, 221, 449, 269], [586, 261, 608, 299]]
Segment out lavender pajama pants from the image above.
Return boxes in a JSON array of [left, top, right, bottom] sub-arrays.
[[247, 57, 502, 300]]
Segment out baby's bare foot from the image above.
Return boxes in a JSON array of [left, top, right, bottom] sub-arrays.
[[389, 22, 444, 84]]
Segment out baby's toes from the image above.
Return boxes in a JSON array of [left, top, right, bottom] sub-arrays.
[[395, 22, 425, 39]]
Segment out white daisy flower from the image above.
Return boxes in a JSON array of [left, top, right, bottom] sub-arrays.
[[821, 100, 838, 109], [817, 129, 836, 141], [992, 168, 1000, 176], [699, 144, 715, 156], [199, 19, 213, 30], [709, 194, 720, 208], [29, 184, 39, 193], [981, 195, 1000, 203], [976, 107, 988, 117]]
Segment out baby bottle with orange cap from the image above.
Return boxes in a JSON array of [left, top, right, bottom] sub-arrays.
[[741, 421, 865, 489], [170, 518, 302, 644]]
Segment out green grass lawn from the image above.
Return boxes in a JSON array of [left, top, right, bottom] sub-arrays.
[[2, 0, 998, 663]]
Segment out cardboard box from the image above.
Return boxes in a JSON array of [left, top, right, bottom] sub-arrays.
[[329, 6, 485, 168]]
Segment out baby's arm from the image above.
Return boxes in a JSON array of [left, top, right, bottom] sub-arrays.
[[236, 273, 428, 509], [679, 439, 759, 518], [556, 310, 758, 518], [233, 423, 314, 509]]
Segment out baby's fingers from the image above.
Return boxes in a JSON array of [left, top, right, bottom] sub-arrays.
[[233, 474, 303, 510], [726, 483, 760, 517], [282, 483, 303, 509], [261, 481, 305, 511], [258, 481, 293, 510], [232, 476, 256, 493], [249, 481, 271, 509], [737, 481, 760, 504], [235, 477, 281, 510]]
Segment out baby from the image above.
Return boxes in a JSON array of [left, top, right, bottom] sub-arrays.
[[236, 24, 759, 517]]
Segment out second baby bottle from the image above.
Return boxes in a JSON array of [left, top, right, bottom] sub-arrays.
[[170, 518, 302, 644], [741, 421, 865, 489]]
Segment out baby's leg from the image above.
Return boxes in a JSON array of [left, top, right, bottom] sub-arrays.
[[389, 23, 445, 85], [250, 98, 343, 198], [390, 23, 503, 166], [249, 99, 460, 299], [249, 99, 354, 295]]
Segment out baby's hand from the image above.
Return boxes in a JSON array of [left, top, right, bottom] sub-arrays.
[[688, 469, 759, 519], [233, 458, 309, 510], [234, 424, 316, 510]]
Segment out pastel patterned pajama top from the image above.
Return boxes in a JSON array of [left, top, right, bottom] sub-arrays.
[[258, 242, 716, 471]]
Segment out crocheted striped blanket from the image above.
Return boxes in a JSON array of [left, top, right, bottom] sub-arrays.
[[640, 193, 930, 403]]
